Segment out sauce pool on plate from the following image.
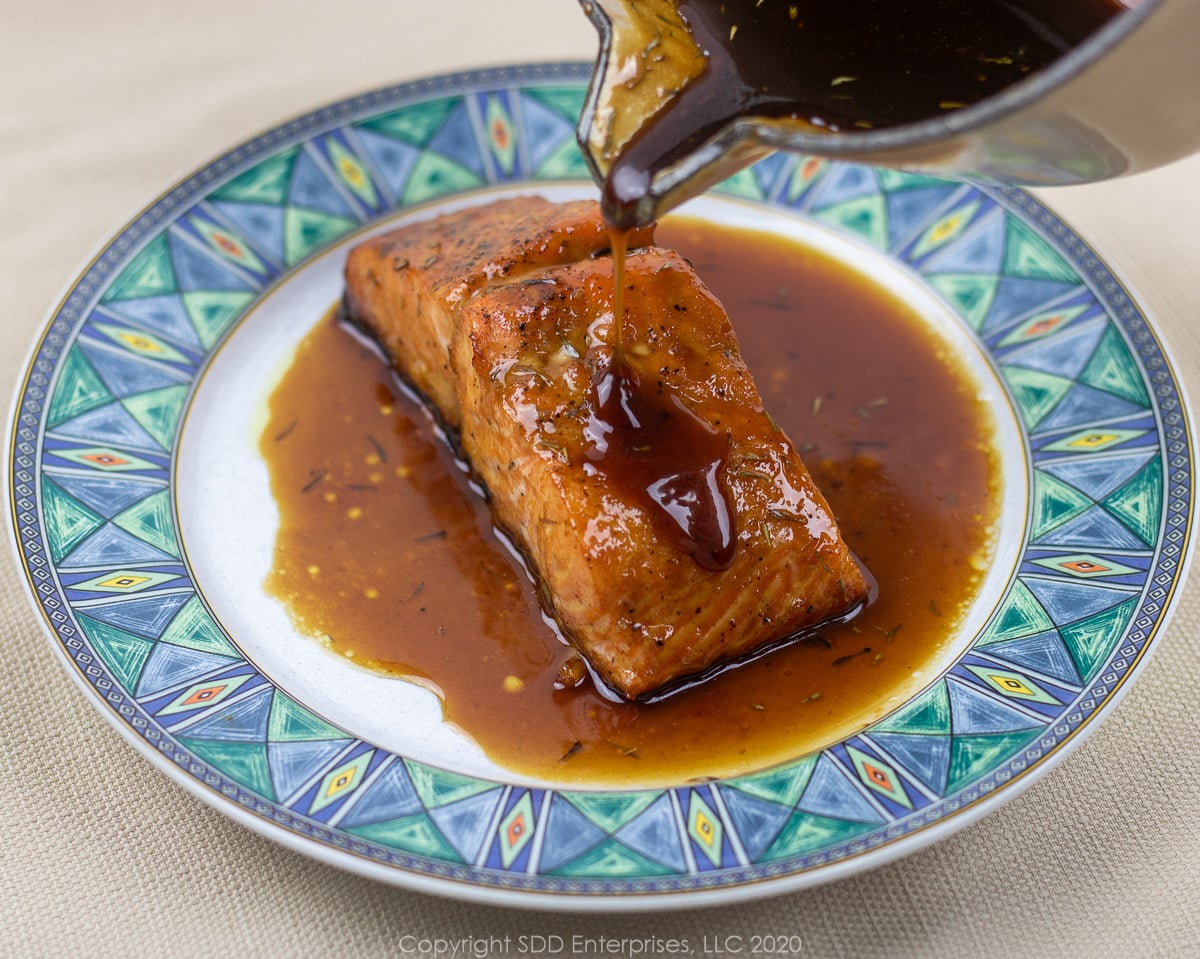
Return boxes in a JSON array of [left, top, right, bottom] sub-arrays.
[[260, 216, 999, 785]]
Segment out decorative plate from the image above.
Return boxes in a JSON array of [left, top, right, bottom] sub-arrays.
[[8, 63, 1193, 908]]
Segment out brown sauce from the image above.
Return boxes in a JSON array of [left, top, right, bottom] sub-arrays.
[[261, 217, 998, 786], [592, 0, 1134, 228], [597, 221, 748, 572], [586, 228, 737, 571], [585, 347, 737, 573]]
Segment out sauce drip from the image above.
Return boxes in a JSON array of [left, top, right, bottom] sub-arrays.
[[594, 0, 1132, 228], [610, 225, 629, 355], [261, 218, 999, 785], [585, 350, 736, 570], [592, 227, 737, 570]]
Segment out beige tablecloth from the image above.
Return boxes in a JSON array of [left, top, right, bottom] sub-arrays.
[[3, 2, 1199, 956]]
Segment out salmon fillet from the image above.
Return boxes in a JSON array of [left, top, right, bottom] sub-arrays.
[[342, 196, 869, 700]]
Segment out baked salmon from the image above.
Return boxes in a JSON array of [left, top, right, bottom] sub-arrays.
[[342, 196, 869, 700]]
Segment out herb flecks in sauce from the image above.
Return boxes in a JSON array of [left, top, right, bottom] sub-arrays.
[[262, 218, 999, 786]]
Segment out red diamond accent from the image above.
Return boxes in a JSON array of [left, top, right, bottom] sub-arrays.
[[213, 233, 243, 258], [183, 684, 226, 706], [83, 452, 129, 467], [492, 119, 510, 150], [1064, 560, 1110, 574], [1025, 315, 1063, 336], [864, 762, 892, 789]]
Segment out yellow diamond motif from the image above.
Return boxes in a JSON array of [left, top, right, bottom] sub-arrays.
[[74, 568, 179, 594], [95, 323, 188, 363], [966, 664, 1059, 704], [994, 674, 1034, 696], [1042, 427, 1145, 455], [911, 199, 981, 258], [327, 772, 352, 796], [310, 751, 374, 814], [1073, 433, 1120, 449], [339, 155, 365, 189], [930, 213, 962, 244], [328, 140, 377, 207], [98, 573, 150, 589], [687, 792, 724, 866], [119, 332, 164, 354]]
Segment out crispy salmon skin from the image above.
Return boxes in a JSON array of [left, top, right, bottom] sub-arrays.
[[343, 197, 869, 700]]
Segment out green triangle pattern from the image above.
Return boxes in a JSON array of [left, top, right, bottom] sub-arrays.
[[358, 98, 461, 147], [41, 478, 105, 563], [111, 488, 179, 557], [813, 195, 888, 250], [534, 137, 591, 179], [1102, 458, 1162, 547], [346, 814, 463, 861], [762, 811, 875, 861], [926, 273, 999, 331], [47, 347, 114, 428], [400, 154, 485, 207], [101, 234, 178, 302], [946, 730, 1042, 794], [159, 595, 240, 658], [1003, 217, 1079, 283], [716, 167, 767, 202], [523, 86, 587, 122], [405, 761, 499, 808], [121, 385, 190, 451], [284, 208, 358, 267], [1031, 470, 1095, 540], [1059, 597, 1139, 680], [561, 791, 663, 834], [268, 691, 349, 743], [726, 754, 817, 807], [873, 681, 952, 735], [1002, 366, 1074, 430], [548, 838, 675, 878], [183, 290, 256, 350], [210, 149, 299, 205], [977, 580, 1057, 645], [77, 613, 155, 692], [876, 168, 944, 192], [1079, 325, 1151, 407], [179, 738, 275, 800]]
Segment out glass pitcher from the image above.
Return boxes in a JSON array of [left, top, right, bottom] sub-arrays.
[[577, 0, 1200, 228]]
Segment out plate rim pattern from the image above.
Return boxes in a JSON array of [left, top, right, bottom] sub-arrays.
[[7, 62, 1194, 907]]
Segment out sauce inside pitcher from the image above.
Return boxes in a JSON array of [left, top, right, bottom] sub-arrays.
[[581, 0, 1139, 229]]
